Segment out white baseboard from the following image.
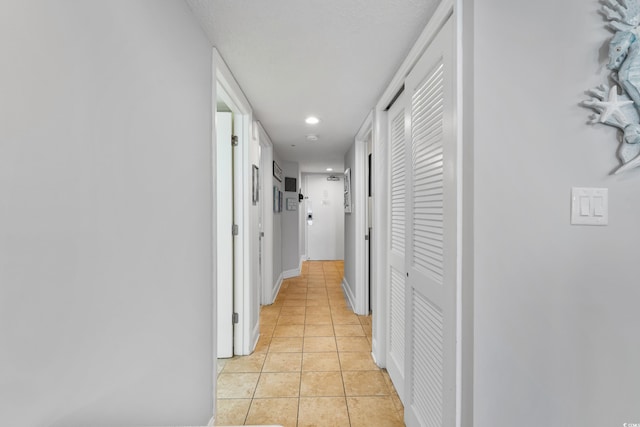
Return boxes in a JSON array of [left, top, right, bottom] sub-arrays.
[[299, 255, 307, 271], [208, 415, 215, 426], [283, 268, 300, 279], [371, 338, 383, 368], [271, 273, 284, 304], [251, 319, 260, 352], [342, 278, 356, 311]]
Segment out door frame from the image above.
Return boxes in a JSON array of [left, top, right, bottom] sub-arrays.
[[353, 112, 373, 316], [211, 49, 255, 368]]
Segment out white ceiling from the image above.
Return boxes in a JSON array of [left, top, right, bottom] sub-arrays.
[[186, 0, 439, 172]]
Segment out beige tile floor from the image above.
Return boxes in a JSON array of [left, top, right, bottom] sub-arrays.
[[216, 260, 404, 427]]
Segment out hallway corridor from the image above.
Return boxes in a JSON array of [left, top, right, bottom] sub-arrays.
[[215, 261, 404, 427]]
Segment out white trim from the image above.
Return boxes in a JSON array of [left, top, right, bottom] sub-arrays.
[[341, 278, 356, 312], [213, 48, 255, 357], [214, 49, 252, 113], [353, 111, 373, 316], [371, 107, 387, 367], [283, 268, 300, 279], [456, 1, 474, 426], [209, 52, 219, 423], [271, 273, 284, 304], [257, 122, 274, 307], [250, 319, 260, 353], [371, 338, 381, 368], [281, 255, 306, 280], [208, 415, 215, 427]]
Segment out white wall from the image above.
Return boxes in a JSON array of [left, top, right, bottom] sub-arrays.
[[272, 153, 284, 287], [299, 169, 306, 263], [248, 122, 261, 346], [472, 0, 640, 425], [0, 1, 214, 426], [282, 161, 300, 273], [343, 143, 357, 298], [268, 156, 301, 287]]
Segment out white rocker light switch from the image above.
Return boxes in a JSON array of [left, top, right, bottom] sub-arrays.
[[571, 187, 608, 226]]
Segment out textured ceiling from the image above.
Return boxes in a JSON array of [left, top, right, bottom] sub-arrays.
[[186, 0, 439, 172]]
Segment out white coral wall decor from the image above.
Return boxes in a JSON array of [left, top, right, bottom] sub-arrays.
[[583, 0, 640, 174]]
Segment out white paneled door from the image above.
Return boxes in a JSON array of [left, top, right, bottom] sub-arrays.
[[404, 16, 456, 427], [305, 174, 344, 260], [216, 111, 234, 358]]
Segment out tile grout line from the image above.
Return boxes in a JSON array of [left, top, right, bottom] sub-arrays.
[[218, 261, 401, 426]]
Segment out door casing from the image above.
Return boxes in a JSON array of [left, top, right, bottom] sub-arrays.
[[353, 112, 374, 316], [210, 50, 260, 422]]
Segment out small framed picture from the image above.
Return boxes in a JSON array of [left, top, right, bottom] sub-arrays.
[[344, 167, 352, 213], [273, 161, 283, 182], [273, 186, 279, 213], [252, 165, 259, 205], [285, 177, 297, 192]]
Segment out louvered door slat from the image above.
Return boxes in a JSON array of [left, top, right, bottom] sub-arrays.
[[390, 108, 406, 254], [411, 59, 444, 283], [389, 266, 406, 372], [412, 103, 444, 133], [411, 291, 443, 427]]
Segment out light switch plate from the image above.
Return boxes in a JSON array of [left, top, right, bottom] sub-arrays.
[[571, 187, 608, 226]]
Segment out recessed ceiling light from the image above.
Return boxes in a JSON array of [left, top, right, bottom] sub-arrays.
[[326, 168, 333, 172], [306, 134, 319, 141], [305, 116, 320, 125]]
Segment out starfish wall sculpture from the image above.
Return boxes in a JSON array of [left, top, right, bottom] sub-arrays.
[[583, 0, 640, 174]]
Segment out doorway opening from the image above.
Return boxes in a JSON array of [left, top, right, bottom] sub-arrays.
[[215, 84, 245, 359]]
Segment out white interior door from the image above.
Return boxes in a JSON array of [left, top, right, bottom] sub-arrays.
[[366, 134, 373, 313], [259, 138, 274, 306], [305, 174, 344, 260], [216, 111, 233, 358], [257, 150, 263, 307], [404, 16, 456, 426], [386, 92, 408, 402]]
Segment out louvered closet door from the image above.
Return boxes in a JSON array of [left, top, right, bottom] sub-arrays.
[[404, 16, 456, 427], [386, 92, 409, 402]]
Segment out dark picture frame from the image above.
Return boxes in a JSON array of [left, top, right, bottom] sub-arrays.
[[273, 161, 283, 182], [285, 177, 297, 192], [344, 167, 352, 213], [273, 186, 279, 213]]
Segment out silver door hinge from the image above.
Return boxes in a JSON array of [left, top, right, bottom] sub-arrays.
[[232, 313, 239, 324], [232, 224, 239, 236], [231, 135, 238, 146]]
